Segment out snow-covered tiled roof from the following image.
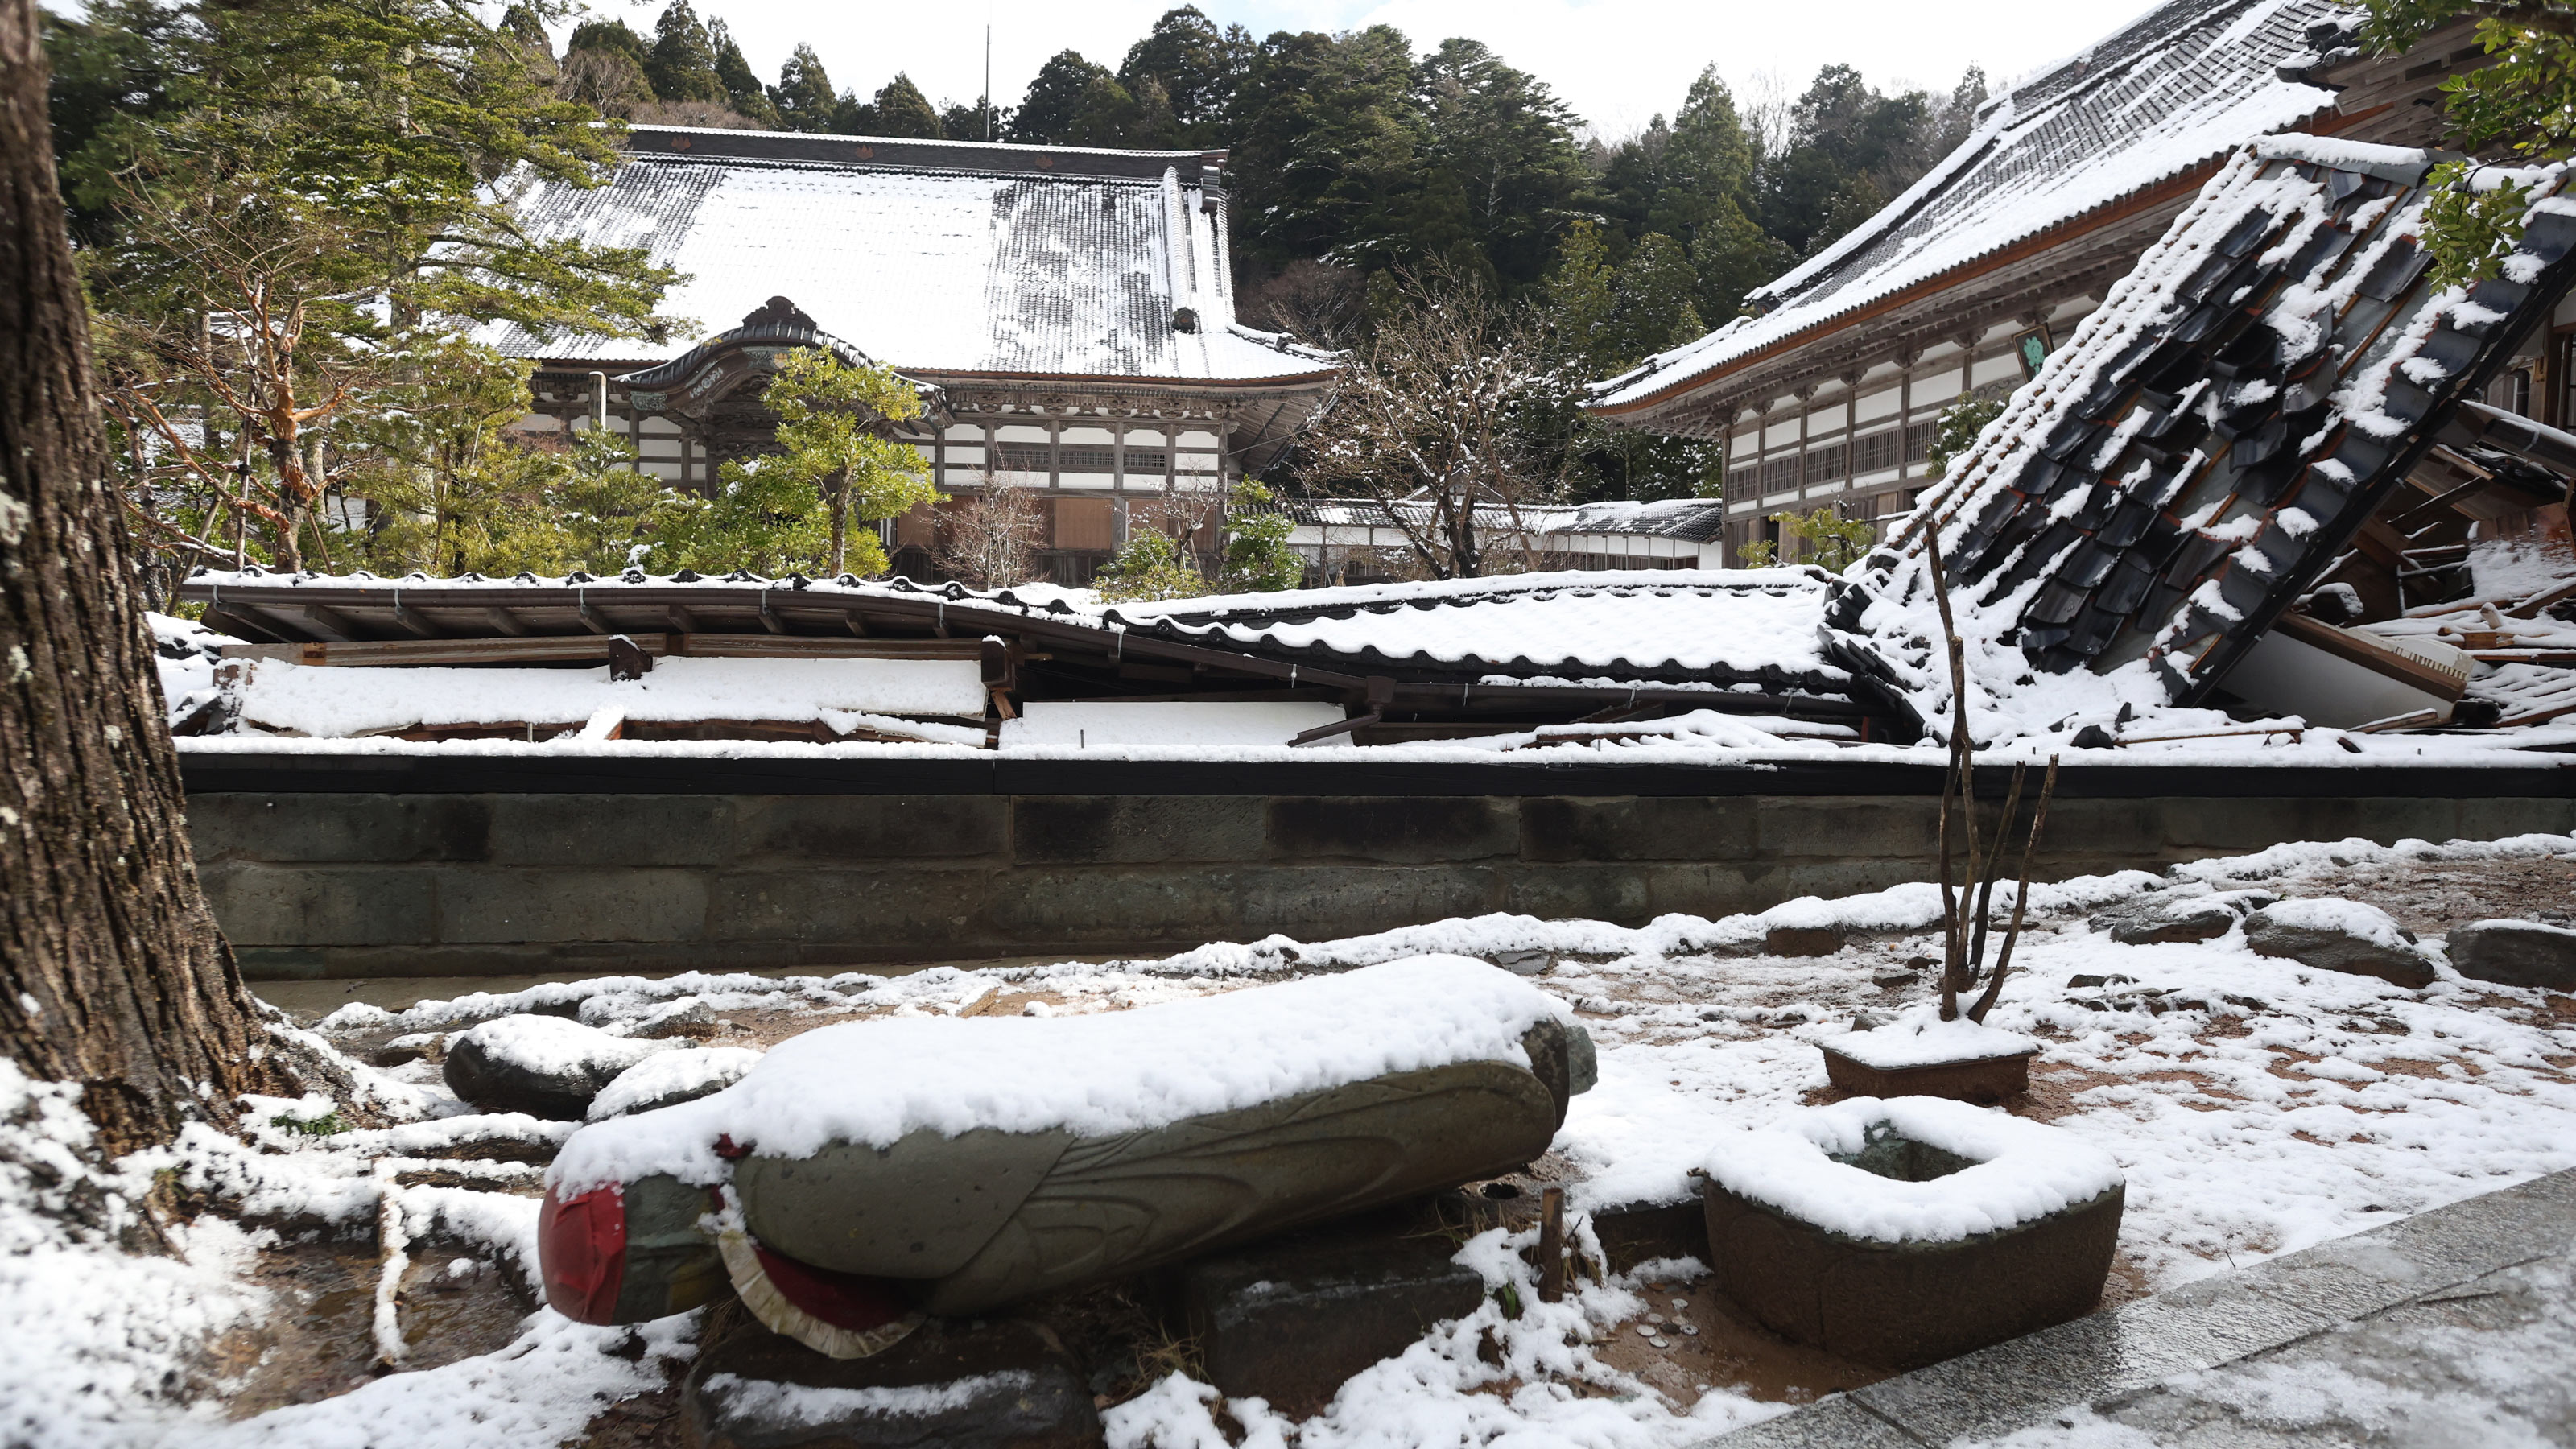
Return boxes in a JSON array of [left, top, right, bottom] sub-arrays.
[[1104, 570, 1850, 687], [478, 127, 1338, 385], [1589, 0, 2342, 412], [175, 567, 1868, 700]]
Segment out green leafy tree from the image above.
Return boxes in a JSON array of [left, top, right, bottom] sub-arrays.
[[1775, 506, 1876, 572], [58, 0, 679, 575], [645, 0, 724, 104], [2358, 1, 2576, 285], [1542, 220, 1618, 361], [1925, 392, 2006, 480], [1602, 233, 1705, 367], [1098, 479, 1300, 600], [709, 19, 776, 126], [341, 343, 667, 578], [769, 43, 839, 131], [652, 349, 936, 577], [567, 18, 648, 68], [1220, 479, 1304, 591], [1095, 530, 1206, 601], [1529, 221, 1719, 502]]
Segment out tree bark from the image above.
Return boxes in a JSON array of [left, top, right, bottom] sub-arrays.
[[2, 0, 269, 1150]]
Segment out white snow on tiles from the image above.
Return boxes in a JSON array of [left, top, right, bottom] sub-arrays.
[[483, 139, 1331, 383], [1123, 571, 1846, 679]]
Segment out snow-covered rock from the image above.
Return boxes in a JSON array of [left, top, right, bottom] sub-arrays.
[[2446, 919, 2576, 993], [586, 1048, 762, 1122], [443, 1016, 686, 1121], [2244, 898, 2434, 988]]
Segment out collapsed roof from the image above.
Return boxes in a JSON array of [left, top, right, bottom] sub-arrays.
[[1844, 134, 2576, 736], [172, 567, 1889, 745]]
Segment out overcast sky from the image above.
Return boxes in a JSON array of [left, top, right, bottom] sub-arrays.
[[576, 0, 2159, 141]]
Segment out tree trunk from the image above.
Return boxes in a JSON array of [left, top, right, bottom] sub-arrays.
[[827, 466, 849, 576], [1, 0, 269, 1150]]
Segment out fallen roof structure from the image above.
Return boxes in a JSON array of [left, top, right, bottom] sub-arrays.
[[1849, 134, 2576, 739], [172, 567, 1892, 747]]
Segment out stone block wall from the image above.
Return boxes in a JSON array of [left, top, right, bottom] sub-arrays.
[[180, 760, 2576, 979]]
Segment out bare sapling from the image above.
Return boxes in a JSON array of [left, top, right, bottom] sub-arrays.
[[1922, 533, 2062, 1023]]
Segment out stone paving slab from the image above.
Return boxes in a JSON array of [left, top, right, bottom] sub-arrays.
[[1705, 1168, 2576, 1447]]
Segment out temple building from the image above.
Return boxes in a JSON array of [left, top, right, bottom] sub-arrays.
[[483, 126, 1339, 582], [1583, 0, 2523, 564]]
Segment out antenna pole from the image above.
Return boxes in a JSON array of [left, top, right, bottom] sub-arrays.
[[985, 25, 993, 140]]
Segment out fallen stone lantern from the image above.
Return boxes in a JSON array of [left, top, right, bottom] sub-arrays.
[[1700, 1096, 2124, 1368], [1818, 1010, 2040, 1103], [535, 956, 1594, 1356]]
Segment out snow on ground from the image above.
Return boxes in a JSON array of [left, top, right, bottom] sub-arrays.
[[6, 833, 2574, 1448]]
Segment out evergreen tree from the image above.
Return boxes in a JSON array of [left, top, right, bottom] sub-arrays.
[[39, 0, 187, 243], [1125, 75, 1180, 148], [645, 0, 724, 105], [1758, 64, 1930, 258], [942, 95, 1005, 142], [1602, 233, 1703, 368], [709, 19, 775, 126], [59, 0, 678, 573], [499, 3, 558, 85], [560, 19, 653, 118], [1227, 27, 1423, 271], [1413, 38, 1591, 291], [1009, 49, 1120, 143], [567, 18, 648, 69], [865, 73, 943, 139], [650, 349, 937, 577], [768, 43, 838, 131], [1542, 220, 1618, 365], [1119, 6, 1250, 144]]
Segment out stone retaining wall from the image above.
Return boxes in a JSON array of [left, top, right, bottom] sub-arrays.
[[181, 755, 2576, 980]]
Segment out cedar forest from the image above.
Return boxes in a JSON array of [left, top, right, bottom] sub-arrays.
[[45, 0, 1992, 597]]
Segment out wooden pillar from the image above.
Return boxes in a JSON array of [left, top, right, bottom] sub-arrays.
[[1897, 352, 1915, 481], [1111, 419, 1128, 544], [1794, 386, 1814, 504], [1839, 370, 1860, 496], [1046, 416, 1062, 489]]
